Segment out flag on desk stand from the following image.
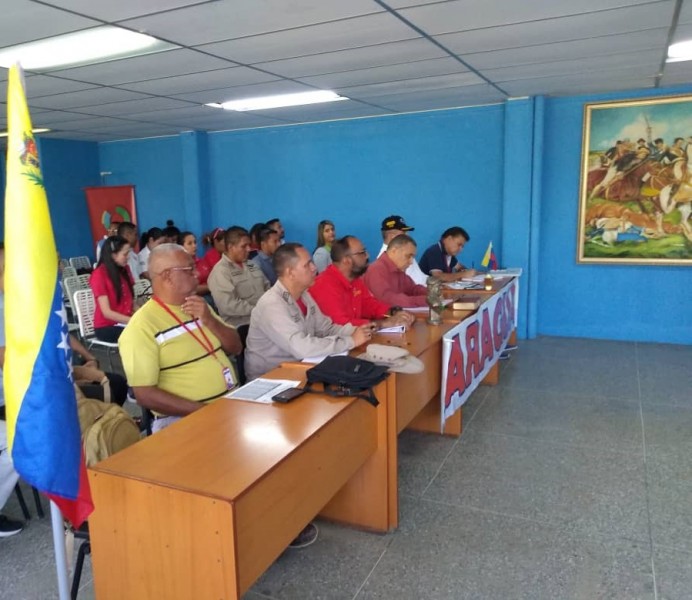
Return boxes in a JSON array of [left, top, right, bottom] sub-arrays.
[[480, 241, 498, 271], [3, 64, 93, 530]]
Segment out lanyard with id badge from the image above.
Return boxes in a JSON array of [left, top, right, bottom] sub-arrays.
[[153, 297, 236, 391]]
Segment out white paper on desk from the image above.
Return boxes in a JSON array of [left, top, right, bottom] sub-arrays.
[[224, 378, 301, 404], [301, 351, 348, 364], [407, 298, 454, 313], [490, 267, 523, 277], [445, 281, 480, 290], [461, 275, 487, 283], [377, 325, 405, 333]]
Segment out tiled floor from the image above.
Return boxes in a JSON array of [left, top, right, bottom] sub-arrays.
[[2, 336, 691, 599]]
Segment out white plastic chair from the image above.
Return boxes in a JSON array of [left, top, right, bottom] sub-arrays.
[[72, 289, 119, 370], [69, 255, 93, 273], [133, 278, 152, 302], [61, 266, 77, 280]]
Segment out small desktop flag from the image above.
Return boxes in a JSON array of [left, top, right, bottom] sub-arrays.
[[4, 64, 93, 527], [481, 241, 498, 270]]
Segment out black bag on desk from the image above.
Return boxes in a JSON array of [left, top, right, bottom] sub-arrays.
[[304, 355, 389, 407]]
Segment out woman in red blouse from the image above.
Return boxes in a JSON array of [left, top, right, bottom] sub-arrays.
[[196, 227, 225, 285], [89, 235, 134, 342]]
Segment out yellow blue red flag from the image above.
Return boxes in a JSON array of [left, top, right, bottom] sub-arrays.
[[4, 64, 92, 527], [481, 241, 498, 270]]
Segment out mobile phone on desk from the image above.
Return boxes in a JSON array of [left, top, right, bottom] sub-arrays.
[[272, 387, 306, 403]]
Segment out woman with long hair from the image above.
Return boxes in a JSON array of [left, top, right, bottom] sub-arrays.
[[89, 235, 134, 342], [312, 219, 335, 273]]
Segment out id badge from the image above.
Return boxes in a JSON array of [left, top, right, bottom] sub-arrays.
[[222, 367, 235, 390]]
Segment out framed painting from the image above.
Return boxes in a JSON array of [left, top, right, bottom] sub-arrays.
[[577, 94, 692, 265]]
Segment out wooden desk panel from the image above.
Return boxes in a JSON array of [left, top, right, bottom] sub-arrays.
[[89, 366, 378, 600]]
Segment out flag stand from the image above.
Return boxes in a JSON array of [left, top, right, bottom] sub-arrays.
[[50, 501, 71, 600]]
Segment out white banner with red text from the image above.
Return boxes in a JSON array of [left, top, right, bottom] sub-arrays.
[[441, 279, 519, 428]]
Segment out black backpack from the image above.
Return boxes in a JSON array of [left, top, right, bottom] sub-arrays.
[[305, 355, 389, 407]]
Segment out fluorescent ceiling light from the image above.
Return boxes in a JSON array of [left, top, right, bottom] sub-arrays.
[[667, 40, 692, 62], [0, 128, 51, 138], [206, 90, 348, 112], [0, 26, 176, 71]]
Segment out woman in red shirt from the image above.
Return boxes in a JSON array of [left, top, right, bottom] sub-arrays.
[[196, 227, 225, 285], [89, 235, 134, 342], [178, 230, 208, 295]]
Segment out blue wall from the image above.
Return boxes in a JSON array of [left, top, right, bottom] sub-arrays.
[[37, 138, 100, 259], [98, 136, 185, 233], [11, 85, 689, 345], [207, 106, 505, 261], [540, 87, 692, 344]]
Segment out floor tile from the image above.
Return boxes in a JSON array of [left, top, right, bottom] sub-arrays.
[[638, 343, 692, 407], [397, 429, 459, 497], [469, 386, 644, 453], [425, 430, 649, 542], [652, 545, 692, 600], [248, 520, 391, 600], [357, 496, 654, 600]]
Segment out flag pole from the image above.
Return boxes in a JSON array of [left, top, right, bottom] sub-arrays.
[[50, 501, 71, 600]]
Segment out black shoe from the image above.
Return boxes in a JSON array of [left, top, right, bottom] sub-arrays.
[[0, 515, 24, 538], [289, 522, 318, 549], [504, 344, 518, 352], [499, 351, 511, 361]]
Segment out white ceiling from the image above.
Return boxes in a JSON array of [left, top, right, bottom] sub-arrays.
[[0, 0, 689, 141]]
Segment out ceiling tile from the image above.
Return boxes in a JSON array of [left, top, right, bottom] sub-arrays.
[[1, 1, 100, 47], [172, 80, 315, 103], [49, 49, 233, 85], [197, 14, 418, 65], [51, 0, 211, 22], [466, 31, 668, 70], [437, 4, 674, 55], [121, 0, 384, 46], [368, 84, 506, 112], [77, 96, 195, 117], [502, 73, 658, 96], [298, 57, 467, 89], [243, 99, 394, 121], [116, 67, 278, 95], [30, 88, 150, 110], [340, 72, 487, 100], [29, 110, 105, 126], [400, 0, 667, 36], [252, 39, 446, 78]]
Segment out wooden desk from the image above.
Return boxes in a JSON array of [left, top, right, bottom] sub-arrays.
[[88, 365, 378, 600]]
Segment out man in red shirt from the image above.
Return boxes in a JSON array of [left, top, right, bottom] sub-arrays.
[[310, 236, 414, 328], [363, 234, 429, 308]]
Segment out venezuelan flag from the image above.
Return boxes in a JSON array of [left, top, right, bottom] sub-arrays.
[[4, 64, 92, 527], [481, 241, 498, 270]]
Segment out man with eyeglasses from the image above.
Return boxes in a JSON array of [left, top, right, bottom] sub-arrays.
[[310, 236, 415, 329], [118, 244, 243, 433]]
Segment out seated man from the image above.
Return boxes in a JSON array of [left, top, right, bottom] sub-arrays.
[[310, 235, 415, 329], [244, 243, 372, 381], [208, 226, 269, 330], [363, 234, 428, 308], [118, 244, 243, 433], [377, 215, 428, 285], [419, 226, 477, 282], [249, 226, 281, 285]]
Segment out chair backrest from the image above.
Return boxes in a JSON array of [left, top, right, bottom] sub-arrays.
[[73, 289, 97, 338], [69, 255, 93, 272], [58, 258, 70, 271], [61, 266, 77, 280], [63, 275, 91, 309], [133, 278, 152, 301]]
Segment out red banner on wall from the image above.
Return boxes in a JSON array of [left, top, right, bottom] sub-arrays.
[[84, 185, 137, 251]]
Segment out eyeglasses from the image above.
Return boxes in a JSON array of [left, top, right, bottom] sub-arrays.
[[167, 266, 197, 274]]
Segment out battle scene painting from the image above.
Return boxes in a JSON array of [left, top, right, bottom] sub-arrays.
[[578, 95, 692, 265]]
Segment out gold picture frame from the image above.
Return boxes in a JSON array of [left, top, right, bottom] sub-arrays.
[[577, 94, 692, 265]]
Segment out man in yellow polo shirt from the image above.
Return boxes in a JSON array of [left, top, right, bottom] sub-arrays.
[[119, 244, 242, 433]]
